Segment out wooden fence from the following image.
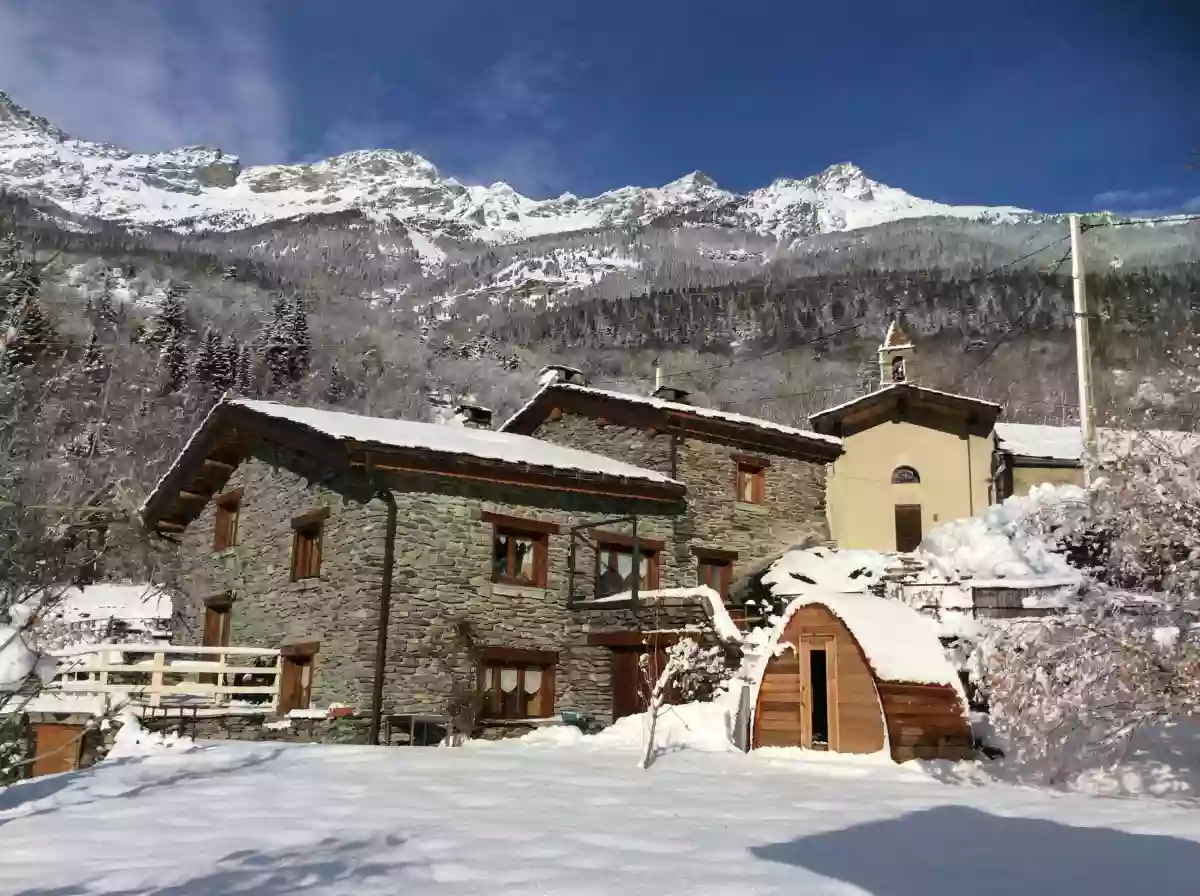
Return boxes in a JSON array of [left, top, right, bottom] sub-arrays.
[[47, 643, 283, 711]]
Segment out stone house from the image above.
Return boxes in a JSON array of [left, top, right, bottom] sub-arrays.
[[143, 396, 781, 734], [499, 364, 845, 602]]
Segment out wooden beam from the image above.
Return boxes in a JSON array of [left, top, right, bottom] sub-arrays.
[[202, 458, 236, 472], [479, 510, 561, 534], [177, 490, 210, 501], [154, 521, 186, 533]]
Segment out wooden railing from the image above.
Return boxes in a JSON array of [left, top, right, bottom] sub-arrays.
[[47, 644, 283, 711]]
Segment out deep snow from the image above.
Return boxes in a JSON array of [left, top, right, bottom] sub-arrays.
[[2, 735, 1199, 895]]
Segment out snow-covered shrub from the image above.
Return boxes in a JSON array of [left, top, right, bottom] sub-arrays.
[[0, 714, 30, 784], [985, 432, 1200, 780]]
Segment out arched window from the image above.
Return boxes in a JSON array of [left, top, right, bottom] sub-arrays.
[[891, 356, 907, 382], [892, 465, 920, 484]]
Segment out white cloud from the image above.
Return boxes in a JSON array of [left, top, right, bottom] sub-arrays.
[[1182, 196, 1200, 213], [1092, 187, 1176, 208], [448, 47, 569, 196], [0, 0, 289, 163]]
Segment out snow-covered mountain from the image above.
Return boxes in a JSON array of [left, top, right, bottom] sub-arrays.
[[0, 88, 1034, 243]]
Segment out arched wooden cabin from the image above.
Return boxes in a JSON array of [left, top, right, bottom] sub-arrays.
[[751, 594, 973, 761]]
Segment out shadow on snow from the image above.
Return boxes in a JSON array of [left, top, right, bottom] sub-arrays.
[[751, 804, 1200, 895]]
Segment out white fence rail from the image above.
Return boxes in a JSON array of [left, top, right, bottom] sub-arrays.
[[47, 643, 283, 710]]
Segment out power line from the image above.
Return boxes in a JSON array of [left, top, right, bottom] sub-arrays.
[[951, 245, 1075, 390], [1085, 214, 1200, 229], [589, 234, 1073, 387]]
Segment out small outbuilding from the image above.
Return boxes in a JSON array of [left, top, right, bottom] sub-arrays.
[[751, 593, 973, 761]]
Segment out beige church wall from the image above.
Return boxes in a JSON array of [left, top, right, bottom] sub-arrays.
[[826, 421, 993, 551], [1011, 464, 1083, 497]]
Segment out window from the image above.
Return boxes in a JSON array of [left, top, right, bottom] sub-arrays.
[[202, 602, 231, 647], [697, 557, 733, 600], [290, 508, 327, 581], [891, 355, 907, 382], [891, 465, 920, 484], [736, 463, 765, 503], [492, 528, 548, 587], [478, 648, 557, 720], [213, 489, 242, 552], [483, 512, 556, 589], [595, 539, 661, 598]]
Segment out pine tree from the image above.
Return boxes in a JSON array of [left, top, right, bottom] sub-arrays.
[[2, 297, 56, 369], [149, 283, 188, 346], [94, 272, 118, 327], [234, 342, 255, 395], [191, 326, 221, 388], [287, 300, 311, 381], [210, 334, 234, 394], [160, 329, 189, 394], [325, 361, 351, 403], [262, 297, 293, 393], [82, 329, 108, 382]]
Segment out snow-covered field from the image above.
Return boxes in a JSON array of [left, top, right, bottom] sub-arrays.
[[2, 732, 1198, 895]]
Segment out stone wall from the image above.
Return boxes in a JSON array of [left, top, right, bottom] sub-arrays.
[[175, 454, 385, 707], [174, 448, 684, 723], [529, 411, 832, 592]]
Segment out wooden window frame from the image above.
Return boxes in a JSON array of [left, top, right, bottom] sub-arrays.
[[477, 647, 558, 721], [593, 533, 661, 598], [487, 518, 552, 587], [290, 509, 327, 582], [213, 488, 243, 552], [696, 555, 733, 601], [735, 461, 766, 504]]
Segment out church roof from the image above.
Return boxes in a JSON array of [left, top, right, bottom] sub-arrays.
[[809, 383, 1001, 438]]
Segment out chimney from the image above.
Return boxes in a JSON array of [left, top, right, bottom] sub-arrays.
[[538, 364, 588, 387], [453, 402, 493, 429], [650, 358, 690, 403], [652, 385, 691, 404]]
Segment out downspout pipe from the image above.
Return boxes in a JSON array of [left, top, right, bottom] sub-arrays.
[[369, 486, 398, 746]]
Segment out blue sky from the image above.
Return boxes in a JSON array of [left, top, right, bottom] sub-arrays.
[[1, 0, 1196, 213]]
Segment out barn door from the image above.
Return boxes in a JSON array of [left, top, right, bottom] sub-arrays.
[[799, 638, 838, 751]]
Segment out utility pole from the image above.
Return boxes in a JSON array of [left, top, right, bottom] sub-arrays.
[[1070, 214, 1097, 485]]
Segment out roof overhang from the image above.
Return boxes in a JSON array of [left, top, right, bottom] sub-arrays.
[[810, 384, 1001, 439], [503, 384, 843, 463], [142, 402, 688, 536]]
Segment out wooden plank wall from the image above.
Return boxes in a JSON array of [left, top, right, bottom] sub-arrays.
[[878, 682, 974, 762], [752, 605, 885, 754]]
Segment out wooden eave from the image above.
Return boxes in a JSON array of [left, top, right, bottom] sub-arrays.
[[810, 386, 1000, 439], [507, 386, 842, 463], [144, 402, 687, 536]]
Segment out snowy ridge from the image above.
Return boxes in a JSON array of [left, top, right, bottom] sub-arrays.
[[0, 89, 1036, 241]]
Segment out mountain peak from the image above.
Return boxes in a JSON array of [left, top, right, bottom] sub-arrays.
[[667, 170, 718, 189], [0, 90, 61, 137]]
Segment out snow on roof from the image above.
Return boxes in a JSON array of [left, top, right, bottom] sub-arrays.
[[810, 383, 1001, 420], [917, 483, 1088, 583], [760, 547, 894, 597], [574, 586, 743, 645], [994, 423, 1082, 462], [227, 399, 677, 485], [995, 423, 1200, 464], [500, 382, 843, 447], [776, 592, 962, 689], [38, 584, 172, 624]]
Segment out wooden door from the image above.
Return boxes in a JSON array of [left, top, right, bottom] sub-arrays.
[[31, 723, 83, 778], [610, 647, 668, 721], [894, 504, 923, 552], [202, 605, 231, 647], [799, 638, 838, 750]]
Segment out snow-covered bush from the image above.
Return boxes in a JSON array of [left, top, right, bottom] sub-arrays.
[[985, 432, 1200, 779]]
